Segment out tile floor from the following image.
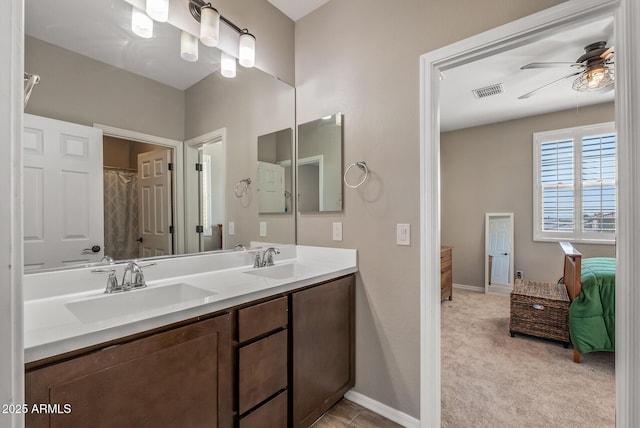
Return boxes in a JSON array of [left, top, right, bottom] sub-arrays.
[[311, 399, 402, 427]]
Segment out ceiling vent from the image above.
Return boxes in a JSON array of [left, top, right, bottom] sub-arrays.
[[472, 83, 504, 99]]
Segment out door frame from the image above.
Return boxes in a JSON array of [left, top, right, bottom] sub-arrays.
[[485, 212, 514, 294], [94, 124, 185, 256], [419, 0, 639, 427]]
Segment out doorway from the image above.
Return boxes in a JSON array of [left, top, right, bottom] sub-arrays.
[[419, 1, 636, 426]]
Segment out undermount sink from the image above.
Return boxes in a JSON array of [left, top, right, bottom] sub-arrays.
[[244, 263, 300, 280], [65, 283, 215, 324]]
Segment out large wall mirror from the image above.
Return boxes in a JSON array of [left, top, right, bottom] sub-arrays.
[[23, 0, 296, 271], [297, 113, 343, 213]]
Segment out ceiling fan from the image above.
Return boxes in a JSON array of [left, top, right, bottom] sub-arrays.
[[518, 41, 614, 99]]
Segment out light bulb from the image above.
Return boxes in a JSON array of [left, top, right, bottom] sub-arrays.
[[131, 7, 153, 39], [238, 31, 256, 68], [587, 68, 605, 88], [200, 5, 220, 47], [146, 0, 169, 22], [220, 52, 236, 78], [180, 31, 198, 62]]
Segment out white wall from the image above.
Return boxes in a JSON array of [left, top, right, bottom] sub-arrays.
[[0, 0, 23, 426]]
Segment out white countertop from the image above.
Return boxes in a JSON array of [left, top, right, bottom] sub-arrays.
[[24, 245, 357, 364]]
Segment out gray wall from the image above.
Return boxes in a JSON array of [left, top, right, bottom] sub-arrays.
[[441, 103, 616, 289], [25, 37, 185, 141], [295, 0, 567, 418]]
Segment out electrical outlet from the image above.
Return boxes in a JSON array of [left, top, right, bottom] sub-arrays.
[[332, 222, 343, 241], [516, 270, 523, 280], [259, 221, 267, 237], [397, 224, 410, 246], [228, 221, 235, 236]]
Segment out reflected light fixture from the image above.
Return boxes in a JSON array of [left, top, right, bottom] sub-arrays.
[[220, 52, 236, 78], [199, 4, 220, 47], [131, 7, 153, 39], [180, 31, 199, 62], [146, 0, 169, 22], [238, 30, 256, 68]]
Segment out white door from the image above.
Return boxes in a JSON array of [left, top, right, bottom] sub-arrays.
[[137, 149, 173, 258], [257, 161, 285, 213], [23, 114, 104, 270], [489, 216, 511, 285]]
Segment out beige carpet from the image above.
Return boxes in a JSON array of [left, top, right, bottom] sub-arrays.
[[441, 289, 615, 428]]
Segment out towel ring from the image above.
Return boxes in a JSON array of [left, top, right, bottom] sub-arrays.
[[344, 161, 369, 189], [235, 178, 252, 198]]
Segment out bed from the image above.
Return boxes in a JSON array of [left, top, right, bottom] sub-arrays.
[[560, 242, 616, 363]]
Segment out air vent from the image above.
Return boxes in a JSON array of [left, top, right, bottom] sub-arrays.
[[472, 83, 504, 99]]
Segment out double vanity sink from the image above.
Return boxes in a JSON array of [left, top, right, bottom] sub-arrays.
[[24, 245, 357, 363]]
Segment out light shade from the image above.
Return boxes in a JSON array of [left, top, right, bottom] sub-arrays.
[[146, 0, 169, 22], [180, 31, 198, 62], [131, 7, 153, 39], [200, 5, 220, 47], [220, 52, 236, 78], [572, 66, 614, 92], [238, 31, 256, 68]]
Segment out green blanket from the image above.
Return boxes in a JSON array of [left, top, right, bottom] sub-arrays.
[[569, 257, 616, 354]]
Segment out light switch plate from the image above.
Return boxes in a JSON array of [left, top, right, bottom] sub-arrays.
[[228, 221, 235, 236], [332, 222, 343, 241], [259, 221, 267, 237], [397, 224, 410, 245]]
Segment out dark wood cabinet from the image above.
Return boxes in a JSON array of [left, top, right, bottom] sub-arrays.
[[291, 275, 356, 428], [441, 246, 453, 301], [25, 313, 232, 428]]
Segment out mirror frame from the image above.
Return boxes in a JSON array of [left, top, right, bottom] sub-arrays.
[[484, 212, 515, 294]]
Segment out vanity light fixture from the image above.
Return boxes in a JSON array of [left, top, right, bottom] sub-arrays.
[[199, 4, 220, 47], [131, 7, 153, 39], [238, 30, 256, 68], [180, 30, 199, 62], [146, 0, 169, 22], [220, 52, 236, 78]]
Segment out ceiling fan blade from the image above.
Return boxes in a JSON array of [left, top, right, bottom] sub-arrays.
[[601, 46, 614, 60], [518, 71, 581, 99], [521, 62, 583, 69]]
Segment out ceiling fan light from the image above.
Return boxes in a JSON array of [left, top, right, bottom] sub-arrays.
[[180, 31, 198, 62], [200, 5, 220, 47], [220, 52, 236, 78], [146, 0, 169, 22], [131, 7, 153, 39], [238, 31, 256, 68], [572, 67, 614, 92]]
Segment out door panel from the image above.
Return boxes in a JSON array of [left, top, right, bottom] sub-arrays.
[[489, 216, 512, 286], [23, 114, 104, 270], [137, 149, 173, 257]]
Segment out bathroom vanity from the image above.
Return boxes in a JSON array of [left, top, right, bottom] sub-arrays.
[[23, 245, 356, 427]]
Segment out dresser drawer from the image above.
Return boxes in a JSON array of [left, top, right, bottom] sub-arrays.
[[240, 391, 287, 428], [238, 329, 288, 414], [440, 249, 451, 272], [238, 296, 288, 343]]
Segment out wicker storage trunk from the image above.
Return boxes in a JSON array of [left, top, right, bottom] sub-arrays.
[[509, 279, 570, 345]]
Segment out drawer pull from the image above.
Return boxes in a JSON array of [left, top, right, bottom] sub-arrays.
[[532, 304, 545, 311]]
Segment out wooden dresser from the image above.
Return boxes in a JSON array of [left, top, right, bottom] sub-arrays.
[[441, 246, 453, 301]]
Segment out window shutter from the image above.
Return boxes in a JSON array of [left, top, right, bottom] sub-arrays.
[[540, 139, 574, 232], [581, 133, 616, 234]]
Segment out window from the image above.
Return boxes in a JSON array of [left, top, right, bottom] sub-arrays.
[[533, 122, 616, 243]]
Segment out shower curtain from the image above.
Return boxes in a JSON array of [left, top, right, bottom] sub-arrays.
[[103, 169, 139, 261]]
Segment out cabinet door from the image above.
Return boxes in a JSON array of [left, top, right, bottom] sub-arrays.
[[26, 314, 232, 428], [291, 275, 355, 428]]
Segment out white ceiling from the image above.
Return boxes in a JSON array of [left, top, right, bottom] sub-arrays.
[[440, 16, 615, 131], [266, 0, 329, 21], [25, 1, 615, 130]]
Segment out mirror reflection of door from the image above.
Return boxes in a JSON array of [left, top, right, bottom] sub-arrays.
[[257, 128, 293, 214], [485, 212, 515, 294], [103, 137, 175, 261], [198, 141, 224, 252]]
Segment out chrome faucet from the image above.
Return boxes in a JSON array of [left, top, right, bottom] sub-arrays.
[[253, 247, 280, 268], [94, 261, 156, 294]]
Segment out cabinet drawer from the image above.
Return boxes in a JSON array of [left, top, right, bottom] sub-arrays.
[[238, 329, 287, 415], [238, 297, 288, 343], [441, 251, 451, 272], [441, 269, 452, 290], [240, 391, 287, 428]]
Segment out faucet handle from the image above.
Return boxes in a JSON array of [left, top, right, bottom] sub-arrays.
[[132, 269, 146, 289], [104, 270, 119, 294]]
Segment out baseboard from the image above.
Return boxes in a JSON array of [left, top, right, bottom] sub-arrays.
[[344, 390, 420, 428], [453, 283, 484, 292]]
